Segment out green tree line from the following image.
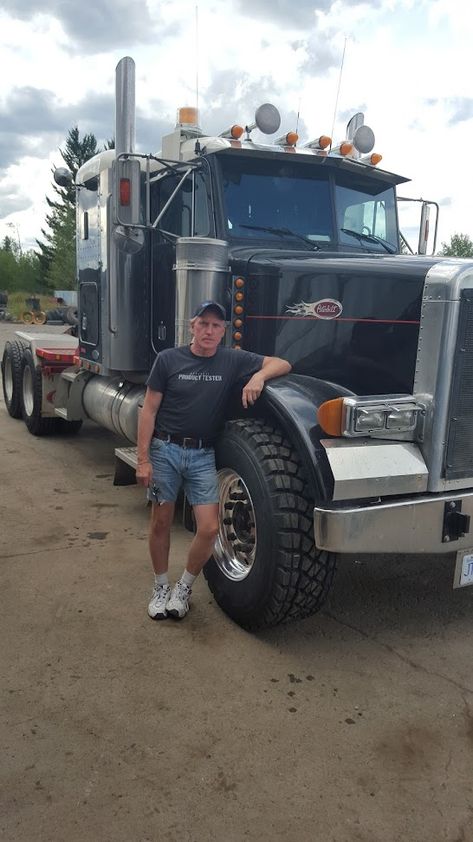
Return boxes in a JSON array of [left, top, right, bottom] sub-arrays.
[[439, 233, 473, 257], [0, 236, 40, 293]]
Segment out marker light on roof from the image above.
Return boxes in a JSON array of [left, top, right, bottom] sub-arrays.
[[220, 124, 245, 140], [304, 135, 332, 150], [360, 152, 383, 166], [274, 131, 299, 147], [339, 142, 354, 156]]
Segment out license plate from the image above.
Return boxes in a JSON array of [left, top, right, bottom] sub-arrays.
[[453, 549, 473, 588]]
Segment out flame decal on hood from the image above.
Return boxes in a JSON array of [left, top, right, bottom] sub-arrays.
[[286, 298, 343, 319]]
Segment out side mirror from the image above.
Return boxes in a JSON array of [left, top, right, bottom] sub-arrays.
[[54, 167, 73, 188]]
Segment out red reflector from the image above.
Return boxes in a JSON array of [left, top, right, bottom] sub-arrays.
[[120, 178, 131, 206]]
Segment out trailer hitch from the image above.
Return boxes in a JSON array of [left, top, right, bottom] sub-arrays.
[[442, 500, 471, 543]]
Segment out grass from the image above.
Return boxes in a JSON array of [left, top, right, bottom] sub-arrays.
[[6, 291, 58, 321]]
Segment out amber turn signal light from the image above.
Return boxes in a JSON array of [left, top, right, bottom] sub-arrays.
[[317, 397, 345, 436]]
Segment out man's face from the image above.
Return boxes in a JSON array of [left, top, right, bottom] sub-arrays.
[[191, 310, 226, 352]]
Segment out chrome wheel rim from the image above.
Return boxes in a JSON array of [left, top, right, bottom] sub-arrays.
[[22, 366, 34, 416], [214, 469, 257, 581], [4, 357, 13, 402]]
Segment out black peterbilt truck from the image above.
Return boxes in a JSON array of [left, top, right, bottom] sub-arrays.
[[3, 57, 473, 630]]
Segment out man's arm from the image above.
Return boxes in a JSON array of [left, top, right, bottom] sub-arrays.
[[136, 387, 163, 486], [242, 356, 292, 409]]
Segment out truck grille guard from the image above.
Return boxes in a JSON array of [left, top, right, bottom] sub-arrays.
[[414, 262, 473, 492]]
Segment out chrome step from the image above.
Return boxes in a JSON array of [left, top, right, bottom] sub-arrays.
[[114, 446, 138, 486], [61, 370, 80, 383], [115, 446, 138, 469]]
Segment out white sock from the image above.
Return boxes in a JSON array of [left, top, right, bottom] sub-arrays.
[[154, 573, 169, 586], [180, 570, 196, 588]]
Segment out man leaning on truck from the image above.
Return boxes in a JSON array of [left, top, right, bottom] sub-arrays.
[[136, 300, 292, 621]]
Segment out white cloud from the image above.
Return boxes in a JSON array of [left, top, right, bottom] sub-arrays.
[[0, 0, 471, 251]]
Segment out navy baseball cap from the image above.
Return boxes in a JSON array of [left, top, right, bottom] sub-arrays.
[[193, 300, 226, 320]]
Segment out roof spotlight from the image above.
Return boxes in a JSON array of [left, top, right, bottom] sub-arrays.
[[345, 112, 375, 156], [246, 103, 281, 138]]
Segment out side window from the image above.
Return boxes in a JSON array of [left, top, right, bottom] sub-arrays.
[[157, 172, 210, 238], [343, 200, 387, 238]]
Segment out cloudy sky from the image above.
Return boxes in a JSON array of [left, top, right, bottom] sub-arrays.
[[0, 0, 470, 253]]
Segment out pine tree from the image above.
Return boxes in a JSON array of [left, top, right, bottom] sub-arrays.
[[36, 126, 100, 290]]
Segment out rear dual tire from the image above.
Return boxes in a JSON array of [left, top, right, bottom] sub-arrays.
[[21, 348, 58, 436], [4, 346, 82, 437]]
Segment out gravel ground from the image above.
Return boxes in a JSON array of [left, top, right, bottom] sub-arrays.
[[1, 322, 473, 842]]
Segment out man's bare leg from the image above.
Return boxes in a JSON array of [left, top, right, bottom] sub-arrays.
[[147, 502, 175, 620], [186, 503, 219, 575], [149, 502, 175, 574]]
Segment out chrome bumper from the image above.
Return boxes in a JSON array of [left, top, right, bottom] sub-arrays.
[[314, 490, 473, 554]]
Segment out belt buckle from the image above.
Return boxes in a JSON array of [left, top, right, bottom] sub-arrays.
[[182, 436, 194, 449]]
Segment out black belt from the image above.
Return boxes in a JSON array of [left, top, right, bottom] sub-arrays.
[[153, 431, 214, 449]]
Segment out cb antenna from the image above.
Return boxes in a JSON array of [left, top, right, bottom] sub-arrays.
[[330, 36, 347, 144], [295, 97, 301, 134], [195, 5, 199, 111]]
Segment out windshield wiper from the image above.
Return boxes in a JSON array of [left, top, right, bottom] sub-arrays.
[[340, 228, 396, 254], [239, 224, 319, 251]]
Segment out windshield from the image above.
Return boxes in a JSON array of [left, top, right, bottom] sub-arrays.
[[220, 156, 333, 245], [219, 154, 399, 253]]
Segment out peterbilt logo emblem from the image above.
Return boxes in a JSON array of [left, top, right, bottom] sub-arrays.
[[286, 298, 343, 319]]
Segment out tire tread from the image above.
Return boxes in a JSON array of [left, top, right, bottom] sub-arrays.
[[206, 418, 336, 630]]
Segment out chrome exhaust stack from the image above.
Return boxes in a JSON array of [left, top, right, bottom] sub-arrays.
[[115, 56, 136, 157]]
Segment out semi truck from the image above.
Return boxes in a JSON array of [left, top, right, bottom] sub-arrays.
[[3, 56, 473, 630]]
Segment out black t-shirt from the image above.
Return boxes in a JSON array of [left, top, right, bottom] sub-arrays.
[[146, 345, 265, 439]]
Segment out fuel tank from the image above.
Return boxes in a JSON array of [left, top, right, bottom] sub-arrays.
[[231, 249, 440, 394]]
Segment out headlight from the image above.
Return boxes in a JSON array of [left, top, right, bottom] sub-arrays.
[[318, 395, 424, 438], [386, 407, 418, 431], [354, 408, 386, 432]]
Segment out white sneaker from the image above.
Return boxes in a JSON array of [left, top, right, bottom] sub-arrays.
[[167, 581, 192, 619], [148, 583, 171, 620]]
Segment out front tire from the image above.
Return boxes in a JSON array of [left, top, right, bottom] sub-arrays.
[[1, 340, 24, 418], [204, 419, 337, 630], [21, 348, 58, 436]]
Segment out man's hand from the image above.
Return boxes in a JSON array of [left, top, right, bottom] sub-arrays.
[[242, 372, 266, 409], [136, 460, 153, 487]]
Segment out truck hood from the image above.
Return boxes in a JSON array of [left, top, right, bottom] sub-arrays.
[[229, 248, 441, 396]]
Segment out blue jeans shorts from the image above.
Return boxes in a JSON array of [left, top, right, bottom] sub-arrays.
[[147, 438, 219, 506]]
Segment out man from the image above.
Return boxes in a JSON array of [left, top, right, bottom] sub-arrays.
[[136, 300, 292, 621]]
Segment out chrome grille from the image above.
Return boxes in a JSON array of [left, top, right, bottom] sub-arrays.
[[445, 290, 473, 479]]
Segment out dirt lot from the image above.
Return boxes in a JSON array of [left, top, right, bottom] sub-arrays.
[[1, 322, 473, 842]]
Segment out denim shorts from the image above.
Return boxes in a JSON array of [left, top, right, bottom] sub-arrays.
[[147, 438, 219, 506]]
